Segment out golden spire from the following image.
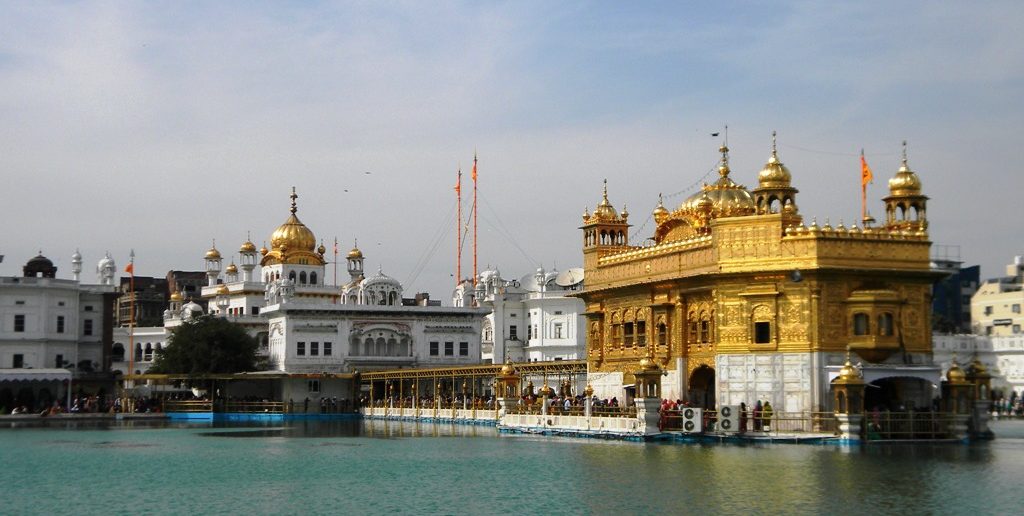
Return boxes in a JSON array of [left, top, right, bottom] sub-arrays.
[[718, 144, 731, 177], [290, 187, 298, 214]]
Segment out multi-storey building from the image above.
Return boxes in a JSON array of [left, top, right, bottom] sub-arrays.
[[458, 267, 585, 364], [577, 138, 942, 413], [971, 256, 1024, 337], [0, 253, 117, 411]]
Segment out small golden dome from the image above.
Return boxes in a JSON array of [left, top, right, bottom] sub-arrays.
[[204, 245, 222, 260], [593, 180, 620, 221], [259, 244, 269, 256], [225, 263, 238, 275], [170, 291, 183, 302], [317, 242, 327, 255], [888, 142, 923, 195], [653, 194, 669, 223], [968, 358, 990, 377], [837, 358, 862, 382], [758, 137, 792, 188], [540, 384, 554, 396], [638, 357, 660, 372], [240, 240, 257, 253], [946, 359, 967, 383], [216, 284, 229, 295], [347, 246, 363, 259], [584, 384, 594, 397], [500, 360, 516, 376]]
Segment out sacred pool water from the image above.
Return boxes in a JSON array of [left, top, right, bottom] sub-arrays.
[[3, 418, 1022, 515]]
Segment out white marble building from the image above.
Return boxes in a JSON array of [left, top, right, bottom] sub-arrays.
[[456, 267, 585, 364]]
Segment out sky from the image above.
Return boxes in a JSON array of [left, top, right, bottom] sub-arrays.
[[2, 1, 1022, 300]]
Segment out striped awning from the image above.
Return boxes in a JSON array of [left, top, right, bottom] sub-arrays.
[[0, 368, 72, 382]]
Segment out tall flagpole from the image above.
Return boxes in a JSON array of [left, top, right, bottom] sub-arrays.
[[472, 152, 478, 286], [860, 149, 873, 225], [127, 249, 135, 388], [333, 237, 339, 288], [456, 166, 462, 287]]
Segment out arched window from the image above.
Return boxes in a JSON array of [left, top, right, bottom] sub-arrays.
[[375, 337, 386, 356], [699, 312, 710, 343], [853, 313, 870, 336], [364, 338, 373, 356], [135, 343, 143, 362], [288, 271, 296, 282], [310, 272, 318, 285], [688, 313, 698, 343], [658, 323, 668, 346], [878, 313, 894, 336], [389, 292, 397, 306], [144, 343, 153, 361], [299, 271, 307, 284], [112, 343, 125, 362]]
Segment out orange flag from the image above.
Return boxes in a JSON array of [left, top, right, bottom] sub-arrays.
[[860, 152, 873, 187], [471, 156, 477, 182], [124, 262, 133, 275]]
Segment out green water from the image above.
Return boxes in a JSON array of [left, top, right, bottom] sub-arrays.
[[2, 418, 1022, 515]]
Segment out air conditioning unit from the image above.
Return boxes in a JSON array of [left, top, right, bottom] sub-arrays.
[[718, 405, 740, 433], [681, 407, 703, 433]]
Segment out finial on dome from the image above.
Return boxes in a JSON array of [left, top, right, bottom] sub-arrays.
[[602, 178, 609, 201], [718, 143, 731, 177], [771, 130, 778, 155], [901, 140, 908, 167], [290, 187, 298, 214]]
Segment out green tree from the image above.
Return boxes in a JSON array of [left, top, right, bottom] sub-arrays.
[[149, 316, 259, 375]]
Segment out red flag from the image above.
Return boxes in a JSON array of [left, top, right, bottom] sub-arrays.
[[860, 153, 873, 187]]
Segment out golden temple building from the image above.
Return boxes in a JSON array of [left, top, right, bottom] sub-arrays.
[[577, 137, 941, 413]]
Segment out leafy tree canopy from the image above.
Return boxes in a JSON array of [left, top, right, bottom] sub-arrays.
[[149, 316, 260, 375]]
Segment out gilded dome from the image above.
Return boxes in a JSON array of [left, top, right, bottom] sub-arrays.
[[347, 246, 363, 259], [317, 242, 327, 255], [946, 359, 967, 383], [680, 145, 755, 217], [652, 194, 669, 223], [204, 245, 222, 260], [216, 284, 229, 295], [169, 291, 183, 302], [240, 240, 257, 253], [271, 214, 317, 252], [836, 353, 863, 383], [888, 142, 923, 196], [225, 263, 238, 275], [758, 142, 792, 188], [638, 357, 660, 372], [500, 360, 517, 376]]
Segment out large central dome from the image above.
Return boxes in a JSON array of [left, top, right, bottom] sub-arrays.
[[680, 145, 755, 217], [271, 213, 317, 252], [260, 188, 326, 267]]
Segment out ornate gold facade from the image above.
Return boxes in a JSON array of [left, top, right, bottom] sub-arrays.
[[578, 139, 938, 385]]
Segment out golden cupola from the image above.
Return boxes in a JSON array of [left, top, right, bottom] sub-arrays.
[[752, 131, 800, 216], [260, 188, 326, 267], [652, 194, 669, 224], [581, 180, 631, 268], [882, 141, 928, 232], [239, 239, 257, 254]]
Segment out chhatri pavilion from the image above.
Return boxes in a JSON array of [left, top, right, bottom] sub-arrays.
[[577, 137, 940, 413]]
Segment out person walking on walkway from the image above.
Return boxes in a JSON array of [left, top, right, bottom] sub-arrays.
[[762, 401, 774, 432]]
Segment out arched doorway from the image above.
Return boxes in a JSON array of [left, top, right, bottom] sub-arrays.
[[865, 377, 936, 412], [688, 366, 716, 408]]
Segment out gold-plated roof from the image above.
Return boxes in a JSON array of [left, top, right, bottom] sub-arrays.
[[593, 179, 620, 221], [888, 141, 923, 196], [652, 193, 669, 223], [204, 243, 222, 260], [216, 284, 229, 295], [225, 263, 238, 274], [758, 132, 793, 188], [260, 188, 326, 267], [836, 351, 863, 383], [638, 357, 660, 372], [946, 357, 967, 383], [680, 145, 755, 217], [240, 239, 257, 253], [347, 246, 363, 259]]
